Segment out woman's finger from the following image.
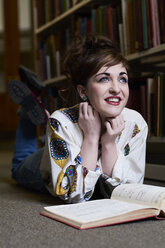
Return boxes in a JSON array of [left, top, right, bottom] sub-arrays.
[[87, 104, 94, 117], [79, 102, 88, 117]]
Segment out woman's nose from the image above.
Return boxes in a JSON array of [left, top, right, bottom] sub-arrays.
[[109, 80, 120, 94]]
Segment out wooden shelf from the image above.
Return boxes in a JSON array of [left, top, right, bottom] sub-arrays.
[[44, 75, 67, 87], [126, 43, 165, 61], [147, 136, 165, 143], [145, 163, 165, 182], [35, 0, 92, 35]]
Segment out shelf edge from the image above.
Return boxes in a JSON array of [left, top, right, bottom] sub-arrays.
[[35, 0, 92, 35]]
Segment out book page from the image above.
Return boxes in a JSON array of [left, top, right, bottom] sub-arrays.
[[112, 184, 165, 210], [44, 199, 151, 224]]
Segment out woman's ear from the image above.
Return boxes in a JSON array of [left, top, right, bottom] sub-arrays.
[[77, 85, 87, 100]]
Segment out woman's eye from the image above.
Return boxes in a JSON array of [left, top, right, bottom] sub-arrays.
[[98, 77, 109, 82], [120, 77, 128, 84]]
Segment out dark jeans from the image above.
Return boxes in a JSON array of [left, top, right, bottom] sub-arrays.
[[12, 117, 48, 193]]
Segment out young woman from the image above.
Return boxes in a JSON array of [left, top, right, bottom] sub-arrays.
[[8, 35, 148, 203]]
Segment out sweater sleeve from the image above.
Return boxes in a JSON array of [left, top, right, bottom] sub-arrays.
[[40, 109, 101, 203], [101, 115, 148, 188]]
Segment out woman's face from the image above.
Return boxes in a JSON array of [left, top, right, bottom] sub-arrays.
[[78, 63, 129, 120]]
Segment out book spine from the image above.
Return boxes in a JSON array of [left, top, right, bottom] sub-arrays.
[[156, 74, 161, 136], [38, 41, 47, 81], [106, 6, 113, 40], [127, 0, 135, 53], [146, 0, 153, 48], [121, 0, 130, 55], [132, 0, 138, 51], [141, 0, 148, 49], [137, 0, 143, 51], [154, 0, 161, 46], [150, 0, 158, 47], [118, 23, 124, 54], [146, 78, 154, 137], [162, 73, 165, 136], [159, 73, 163, 137], [91, 8, 97, 35]]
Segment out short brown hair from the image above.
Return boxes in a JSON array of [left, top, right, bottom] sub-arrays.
[[63, 35, 129, 88]]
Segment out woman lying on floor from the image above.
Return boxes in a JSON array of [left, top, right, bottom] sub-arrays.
[[8, 35, 148, 203]]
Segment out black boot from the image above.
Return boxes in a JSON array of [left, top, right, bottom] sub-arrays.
[[18, 65, 45, 96]]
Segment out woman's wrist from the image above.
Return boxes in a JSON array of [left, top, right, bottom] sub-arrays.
[[101, 139, 116, 151], [83, 135, 100, 146], [101, 143, 118, 177]]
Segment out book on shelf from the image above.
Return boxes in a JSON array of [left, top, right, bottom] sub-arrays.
[[40, 183, 165, 230], [55, 0, 60, 17], [136, 0, 143, 51], [162, 73, 165, 136], [159, 0, 165, 43], [75, 4, 122, 44], [155, 72, 165, 137], [127, 73, 165, 138], [121, 0, 165, 55], [34, 0, 46, 28], [106, 6, 114, 40], [45, 0, 52, 23], [141, 0, 148, 50], [126, 78, 147, 121], [146, 0, 153, 48], [146, 78, 154, 137], [38, 41, 47, 81], [149, 0, 160, 47], [121, 0, 130, 55], [127, 0, 135, 53]]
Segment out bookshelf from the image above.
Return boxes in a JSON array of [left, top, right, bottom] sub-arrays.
[[126, 43, 165, 61], [32, 0, 165, 181], [34, 0, 93, 35]]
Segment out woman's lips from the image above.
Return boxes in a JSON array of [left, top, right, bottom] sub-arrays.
[[105, 96, 121, 105]]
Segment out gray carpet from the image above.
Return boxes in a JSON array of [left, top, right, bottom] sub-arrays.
[[1, 149, 165, 248]]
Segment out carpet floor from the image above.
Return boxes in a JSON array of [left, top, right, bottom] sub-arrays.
[[1, 141, 165, 248]]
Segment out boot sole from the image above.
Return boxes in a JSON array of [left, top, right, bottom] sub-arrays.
[[8, 80, 47, 125]]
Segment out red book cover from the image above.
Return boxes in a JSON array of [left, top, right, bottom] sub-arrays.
[[146, 0, 153, 48], [55, 0, 60, 17], [137, 0, 143, 51], [106, 6, 114, 40]]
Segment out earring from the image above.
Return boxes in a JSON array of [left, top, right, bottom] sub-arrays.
[[82, 95, 88, 102]]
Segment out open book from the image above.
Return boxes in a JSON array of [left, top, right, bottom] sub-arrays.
[[40, 183, 165, 229]]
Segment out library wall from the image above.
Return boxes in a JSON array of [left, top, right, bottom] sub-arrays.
[[0, 0, 34, 135], [33, 0, 165, 139], [0, 0, 20, 134]]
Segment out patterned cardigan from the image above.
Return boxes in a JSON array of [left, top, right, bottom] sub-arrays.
[[40, 105, 148, 203]]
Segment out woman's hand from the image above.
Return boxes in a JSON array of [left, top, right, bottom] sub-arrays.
[[78, 102, 101, 171], [101, 114, 125, 176], [78, 102, 101, 142], [101, 114, 125, 147]]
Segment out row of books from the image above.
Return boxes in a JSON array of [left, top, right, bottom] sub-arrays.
[[76, 4, 122, 47], [37, 3, 123, 80], [122, 0, 165, 55], [35, 0, 165, 55], [34, 0, 82, 27], [37, 32, 66, 80], [127, 73, 165, 137]]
